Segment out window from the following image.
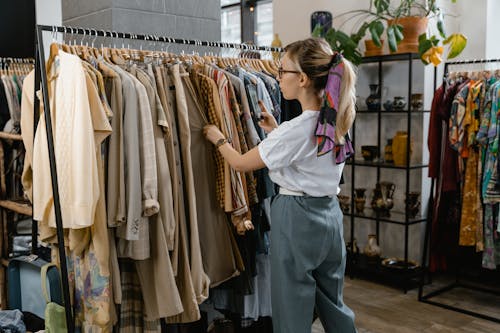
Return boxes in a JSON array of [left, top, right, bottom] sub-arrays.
[[220, 0, 274, 47], [255, 1, 272, 46], [221, 5, 241, 44]]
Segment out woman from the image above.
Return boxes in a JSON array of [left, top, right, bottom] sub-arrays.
[[204, 37, 357, 333]]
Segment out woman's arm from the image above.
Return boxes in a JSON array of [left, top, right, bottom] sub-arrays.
[[204, 125, 266, 172], [218, 144, 265, 172], [204, 100, 277, 172]]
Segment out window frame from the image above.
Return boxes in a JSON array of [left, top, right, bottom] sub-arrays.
[[221, 0, 273, 46]]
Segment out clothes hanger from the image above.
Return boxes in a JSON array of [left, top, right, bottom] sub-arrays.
[[46, 26, 60, 75], [109, 31, 126, 65]]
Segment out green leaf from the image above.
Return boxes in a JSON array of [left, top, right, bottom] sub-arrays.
[[312, 23, 323, 38], [394, 24, 404, 43], [429, 35, 439, 46], [387, 25, 397, 52], [418, 39, 433, 56], [351, 22, 370, 44], [437, 11, 446, 39], [369, 20, 385, 47], [418, 33, 427, 44], [443, 33, 467, 59], [374, 0, 389, 14]]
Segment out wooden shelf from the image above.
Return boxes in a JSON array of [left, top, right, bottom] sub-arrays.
[[0, 132, 22, 141], [0, 200, 32, 216]]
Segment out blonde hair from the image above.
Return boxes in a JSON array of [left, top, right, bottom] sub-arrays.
[[284, 37, 356, 143]]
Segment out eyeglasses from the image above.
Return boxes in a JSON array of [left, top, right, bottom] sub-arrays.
[[278, 67, 301, 79]]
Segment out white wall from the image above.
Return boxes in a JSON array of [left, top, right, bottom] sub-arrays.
[[273, 0, 369, 46], [36, 0, 62, 59]]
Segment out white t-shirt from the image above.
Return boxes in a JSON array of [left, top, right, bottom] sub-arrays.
[[258, 110, 345, 197]]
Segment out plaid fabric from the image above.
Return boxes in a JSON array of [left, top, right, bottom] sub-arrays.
[[118, 259, 160, 333], [226, 77, 259, 206], [196, 73, 225, 209]]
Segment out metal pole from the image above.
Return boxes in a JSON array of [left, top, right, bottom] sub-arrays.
[[35, 25, 75, 333], [31, 45, 40, 256]]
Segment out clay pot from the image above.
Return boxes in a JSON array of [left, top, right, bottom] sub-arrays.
[[364, 39, 384, 56], [384, 139, 394, 163], [392, 131, 413, 166], [365, 84, 381, 111], [411, 93, 424, 111], [338, 195, 351, 213], [364, 234, 381, 257], [355, 197, 366, 214], [405, 191, 421, 218], [387, 16, 429, 54], [361, 145, 379, 161]]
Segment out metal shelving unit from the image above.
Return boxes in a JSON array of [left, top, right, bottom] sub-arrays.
[[347, 53, 428, 292]]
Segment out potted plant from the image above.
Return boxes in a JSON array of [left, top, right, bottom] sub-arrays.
[[313, 0, 467, 66]]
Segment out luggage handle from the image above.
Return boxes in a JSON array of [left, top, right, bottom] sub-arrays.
[[40, 263, 57, 304]]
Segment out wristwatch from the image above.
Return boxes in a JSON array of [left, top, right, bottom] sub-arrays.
[[215, 138, 228, 148]]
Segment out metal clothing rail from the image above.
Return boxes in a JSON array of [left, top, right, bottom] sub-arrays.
[[441, 57, 500, 83], [34, 23, 283, 333], [419, 57, 500, 324], [38, 24, 284, 53]]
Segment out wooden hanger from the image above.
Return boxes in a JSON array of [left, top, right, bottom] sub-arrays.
[[110, 47, 126, 65], [46, 42, 60, 75]]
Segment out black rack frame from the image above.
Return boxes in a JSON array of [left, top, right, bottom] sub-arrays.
[[418, 58, 500, 324], [347, 53, 429, 292], [34, 23, 283, 333]]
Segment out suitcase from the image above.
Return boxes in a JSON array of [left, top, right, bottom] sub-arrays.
[[7, 255, 63, 319]]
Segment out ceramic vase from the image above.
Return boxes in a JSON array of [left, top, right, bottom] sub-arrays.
[[392, 131, 413, 166], [365, 84, 381, 111], [338, 195, 351, 214], [411, 93, 424, 111], [384, 139, 394, 163], [405, 191, 421, 218], [392, 96, 407, 111], [363, 234, 381, 257]]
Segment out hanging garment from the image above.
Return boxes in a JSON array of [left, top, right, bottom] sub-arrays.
[[29, 50, 100, 230], [133, 66, 183, 320], [179, 64, 244, 287], [170, 63, 210, 303], [109, 64, 143, 242]]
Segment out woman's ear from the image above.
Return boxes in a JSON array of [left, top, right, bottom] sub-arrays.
[[298, 72, 310, 88]]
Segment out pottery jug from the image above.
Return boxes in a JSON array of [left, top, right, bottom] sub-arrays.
[[392, 96, 407, 111], [365, 84, 381, 111], [346, 238, 359, 255], [392, 131, 413, 166], [411, 93, 424, 111], [363, 234, 381, 257], [405, 191, 421, 218], [384, 139, 394, 163], [338, 195, 351, 213], [271, 33, 282, 61]]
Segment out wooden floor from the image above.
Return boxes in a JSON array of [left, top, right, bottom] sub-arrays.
[[312, 278, 500, 333]]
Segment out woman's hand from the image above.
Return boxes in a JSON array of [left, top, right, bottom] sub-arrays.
[[257, 100, 278, 133], [203, 125, 225, 145]]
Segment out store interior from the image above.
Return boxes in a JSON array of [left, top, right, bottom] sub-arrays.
[[1, 0, 500, 332]]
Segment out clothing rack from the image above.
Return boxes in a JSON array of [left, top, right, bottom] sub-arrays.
[[418, 58, 500, 324], [0, 57, 34, 68], [34, 23, 284, 333], [39, 24, 283, 53]]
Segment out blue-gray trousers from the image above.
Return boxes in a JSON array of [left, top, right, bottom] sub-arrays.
[[271, 194, 356, 333]]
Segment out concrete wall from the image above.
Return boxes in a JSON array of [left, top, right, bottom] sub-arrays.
[[61, 0, 220, 47]]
